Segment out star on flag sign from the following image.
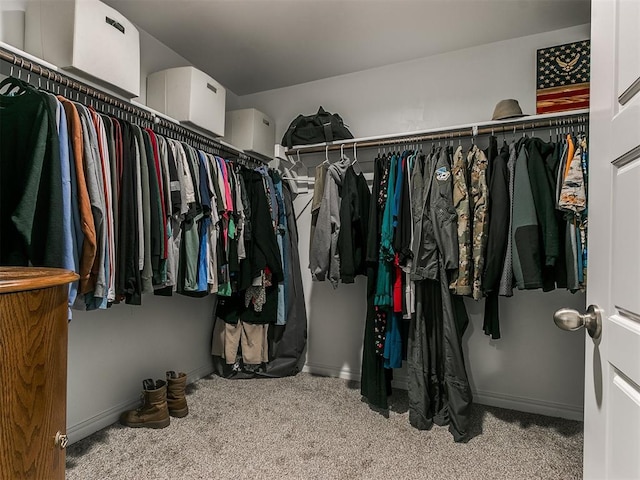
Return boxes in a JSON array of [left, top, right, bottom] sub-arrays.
[[536, 40, 590, 114]]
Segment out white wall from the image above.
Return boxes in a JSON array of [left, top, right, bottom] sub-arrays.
[[0, 6, 26, 50], [136, 28, 191, 105], [67, 296, 216, 442], [241, 24, 590, 420], [239, 24, 590, 141], [137, 27, 241, 119]]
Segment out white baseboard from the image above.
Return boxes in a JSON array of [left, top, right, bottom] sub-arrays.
[[470, 388, 584, 421], [304, 363, 584, 422], [67, 363, 215, 444], [302, 362, 362, 382]]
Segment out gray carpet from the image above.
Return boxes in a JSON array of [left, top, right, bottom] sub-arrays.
[[66, 373, 583, 480]]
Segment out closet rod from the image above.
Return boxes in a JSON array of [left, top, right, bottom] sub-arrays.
[[0, 48, 154, 121], [0, 46, 268, 165], [152, 116, 265, 165], [285, 110, 589, 156]]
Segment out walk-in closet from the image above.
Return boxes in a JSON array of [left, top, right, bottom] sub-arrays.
[[1, 0, 639, 478]]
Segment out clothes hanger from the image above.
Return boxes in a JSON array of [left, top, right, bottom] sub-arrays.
[[352, 143, 358, 166], [323, 145, 330, 165], [341, 143, 350, 163], [0, 72, 31, 96], [283, 150, 302, 179]]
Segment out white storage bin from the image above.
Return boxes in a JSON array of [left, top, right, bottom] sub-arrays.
[[147, 66, 226, 138], [225, 108, 275, 160], [24, 0, 140, 98]]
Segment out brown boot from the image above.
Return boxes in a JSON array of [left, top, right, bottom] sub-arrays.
[[120, 379, 170, 429], [166, 371, 189, 418]]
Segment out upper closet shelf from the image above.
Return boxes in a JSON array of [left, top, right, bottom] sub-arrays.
[[285, 108, 590, 156], [0, 42, 267, 165]]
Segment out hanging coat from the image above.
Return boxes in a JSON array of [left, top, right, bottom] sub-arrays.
[[482, 139, 510, 339], [511, 138, 545, 290]]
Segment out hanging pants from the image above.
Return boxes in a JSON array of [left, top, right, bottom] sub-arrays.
[[407, 261, 472, 442], [211, 318, 269, 365]]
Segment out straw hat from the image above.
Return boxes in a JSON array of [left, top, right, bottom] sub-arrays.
[[491, 99, 526, 121]]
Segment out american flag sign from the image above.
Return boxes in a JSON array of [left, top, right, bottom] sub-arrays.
[[536, 40, 590, 114]]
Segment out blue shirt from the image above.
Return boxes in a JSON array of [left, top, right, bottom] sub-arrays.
[[55, 98, 77, 317]]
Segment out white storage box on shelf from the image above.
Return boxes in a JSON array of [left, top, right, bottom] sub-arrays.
[[225, 108, 276, 160], [146, 66, 226, 138], [24, 0, 140, 98]]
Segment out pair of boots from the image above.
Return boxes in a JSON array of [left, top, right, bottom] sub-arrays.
[[120, 371, 188, 429]]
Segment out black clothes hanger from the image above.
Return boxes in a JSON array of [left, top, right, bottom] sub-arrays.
[[0, 76, 32, 96]]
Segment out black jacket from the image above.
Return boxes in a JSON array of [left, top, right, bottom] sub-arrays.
[[355, 171, 371, 275], [483, 138, 510, 293], [365, 155, 388, 265], [393, 154, 413, 265], [115, 122, 142, 305], [245, 169, 284, 284], [0, 86, 64, 268], [482, 139, 510, 339], [338, 166, 370, 283], [526, 138, 560, 269]]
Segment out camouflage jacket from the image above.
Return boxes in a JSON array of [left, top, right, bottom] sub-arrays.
[[449, 145, 472, 295], [468, 145, 489, 300]]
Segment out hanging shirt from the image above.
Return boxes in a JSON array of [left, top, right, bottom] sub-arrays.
[[91, 109, 116, 304], [147, 130, 169, 264], [375, 154, 398, 306], [51, 96, 77, 315], [449, 145, 472, 296], [411, 150, 439, 281], [482, 140, 511, 340], [0, 83, 66, 269], [380, 154, 398, 263], [310, 157, 349, 286], [310, 163, 329, 255], [468, 144, 489, 300], [483, 140, 511, 295], [59, 98, 97, 295], [75, 103, 108, 307], [559, 139, 587, 214], [115, 121, 142, 305], [511, 138, 544, 290], [498, 141, 518, 296], [140, 129, 164, 287]]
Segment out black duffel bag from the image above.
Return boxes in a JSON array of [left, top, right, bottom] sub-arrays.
[[281, 106, 353, 148]]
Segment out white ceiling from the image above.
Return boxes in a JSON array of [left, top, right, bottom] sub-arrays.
[[103, 0, 591, 96]]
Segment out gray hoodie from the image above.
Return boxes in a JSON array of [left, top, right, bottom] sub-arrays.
[[310, 157, 350, 286]]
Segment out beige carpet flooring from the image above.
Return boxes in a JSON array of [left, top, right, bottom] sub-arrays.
[[66, 373, 583, 480]]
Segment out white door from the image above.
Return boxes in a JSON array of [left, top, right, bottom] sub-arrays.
[[580, 0, 640, 478]]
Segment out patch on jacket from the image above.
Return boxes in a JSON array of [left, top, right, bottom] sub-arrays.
[[435, 166, 451, 182]]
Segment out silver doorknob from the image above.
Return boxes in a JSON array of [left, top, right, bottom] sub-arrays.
[[553, 304, 602, 339]]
